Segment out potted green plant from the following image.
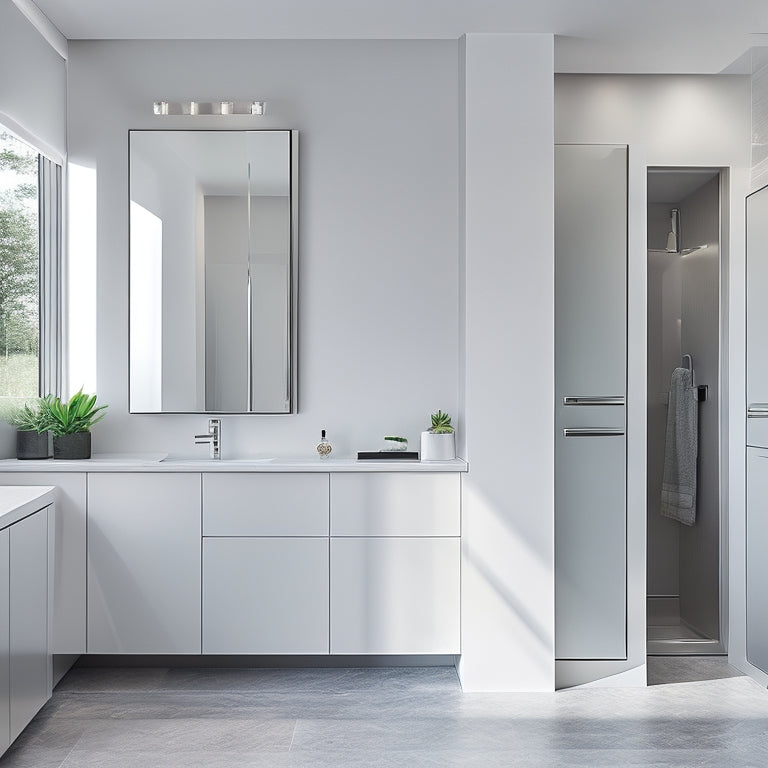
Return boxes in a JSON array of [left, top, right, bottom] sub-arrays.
[[48, 389, 108, 460], [1, 396, 54, 459], [420, 409, 456, 461]]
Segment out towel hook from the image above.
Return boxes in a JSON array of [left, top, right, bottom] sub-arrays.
[[681, 353, 708, 402]]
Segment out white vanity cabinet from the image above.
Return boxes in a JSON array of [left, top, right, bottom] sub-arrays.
[[9, 508, 50, 741], [0, 491, 53, 755], [0, 473, 86, 654], [87, 473, 201, 653], [329, 473, 461, 655], [202, 473, 329, 654]]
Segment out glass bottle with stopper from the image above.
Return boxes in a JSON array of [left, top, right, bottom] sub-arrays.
[[316, 429, 332, 459]]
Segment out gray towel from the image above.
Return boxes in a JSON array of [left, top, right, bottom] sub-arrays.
[[660, 367, 698, 526]]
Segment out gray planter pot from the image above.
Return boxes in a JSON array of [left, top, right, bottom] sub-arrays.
[[16, 430, 51, 460], [53, 432, 91, 460]]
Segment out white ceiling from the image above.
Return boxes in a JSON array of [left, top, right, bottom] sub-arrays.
[[28, 0, 768, 74]]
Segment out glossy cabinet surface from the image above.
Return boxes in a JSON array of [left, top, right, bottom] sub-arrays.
[[9, 508, 49, 741], [87, 473, 201, 653], [554, 144, 628, 661], [747, 185, 768, 447], [747, 449, 768, 673], [0, 529, 8, 753], [203, 537, 329, 654]]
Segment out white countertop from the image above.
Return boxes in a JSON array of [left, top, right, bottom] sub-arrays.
[[0, 454, 468, 473], [0, 486, 55, 529]]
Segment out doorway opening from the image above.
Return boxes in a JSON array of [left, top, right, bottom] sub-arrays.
[[646, 167, 726, 656]]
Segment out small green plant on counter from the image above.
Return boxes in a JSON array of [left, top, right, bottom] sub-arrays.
[[47, 389, 108, 436], [429, 410, 454, 434], [384, 436, 408, 443], [0, 395, 55, 433]]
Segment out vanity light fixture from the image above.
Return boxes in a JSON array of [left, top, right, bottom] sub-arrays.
[[151, 100, 267, 116]]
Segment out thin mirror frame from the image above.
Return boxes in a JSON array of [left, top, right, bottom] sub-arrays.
[[127, 129, 299, 415]]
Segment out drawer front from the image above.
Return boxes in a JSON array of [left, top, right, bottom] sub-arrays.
[[330, 473, 460, 537], [203, 473, 329, 536]]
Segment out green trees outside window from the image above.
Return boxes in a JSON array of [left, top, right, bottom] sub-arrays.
[[0, 128, 40, 405]]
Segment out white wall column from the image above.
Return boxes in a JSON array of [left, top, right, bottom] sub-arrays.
[[458, 33, 555, 692]]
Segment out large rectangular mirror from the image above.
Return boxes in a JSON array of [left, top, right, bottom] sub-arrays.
[[129, 130, 297, 413]]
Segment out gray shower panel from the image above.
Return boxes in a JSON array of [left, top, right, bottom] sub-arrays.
[[555, 144, 628, 661]]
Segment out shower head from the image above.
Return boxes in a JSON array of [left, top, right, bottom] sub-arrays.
[[666, 208, 680, 253]]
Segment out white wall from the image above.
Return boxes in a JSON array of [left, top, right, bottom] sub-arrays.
[[459, 33, 555, 692], [66, 39, 459, 458], [555, 74, 751, 679]]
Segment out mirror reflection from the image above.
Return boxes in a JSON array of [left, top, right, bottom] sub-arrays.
[[129, 130, 297, 413]]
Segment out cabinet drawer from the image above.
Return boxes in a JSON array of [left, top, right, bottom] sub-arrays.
[[330, 473, 460, 536], [203, 473, 329, 536]]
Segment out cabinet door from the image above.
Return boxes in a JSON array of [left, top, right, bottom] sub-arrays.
[[0, 473, 86, 655], [203, 537, 328, 654], [747, 185, 768, 446], [9, 509, 49, 741], [555, 144, 627, 398], [88, 473, 201, 653], [554, 144, 628, 661], [330, 537, 460, 654], [0, 529, 9, 754], [747, 448, 768, 673], [555, 431, 626, 659]]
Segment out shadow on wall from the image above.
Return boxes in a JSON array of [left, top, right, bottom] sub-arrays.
[[462, 480, 554, 683]]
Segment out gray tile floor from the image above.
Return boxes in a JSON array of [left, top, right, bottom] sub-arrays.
[[1, 658, 766, 767]]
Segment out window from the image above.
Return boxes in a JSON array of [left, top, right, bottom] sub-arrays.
[[0, 125, 62, 408]]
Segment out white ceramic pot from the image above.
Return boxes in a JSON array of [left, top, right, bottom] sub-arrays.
[[420, 431, 455, 461]]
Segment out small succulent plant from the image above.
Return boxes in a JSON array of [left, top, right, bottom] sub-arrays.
[[429, 410, 454, 434]]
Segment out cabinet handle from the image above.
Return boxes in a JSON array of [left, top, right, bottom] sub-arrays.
[[748, 404, 768, 418], [563, 428, 625, 437], [563, 396, 625, 406]]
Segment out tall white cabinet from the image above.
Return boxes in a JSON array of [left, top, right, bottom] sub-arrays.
[[555, 144, 628, 661], [746, 184, 768, 674]]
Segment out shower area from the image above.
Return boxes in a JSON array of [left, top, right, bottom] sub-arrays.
[[646, 167, 725, 655]]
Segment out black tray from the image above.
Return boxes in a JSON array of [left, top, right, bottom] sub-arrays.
[[357, 451, 420, 461]]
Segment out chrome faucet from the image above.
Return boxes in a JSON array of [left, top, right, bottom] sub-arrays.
[[195, 418, 221, 460]]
